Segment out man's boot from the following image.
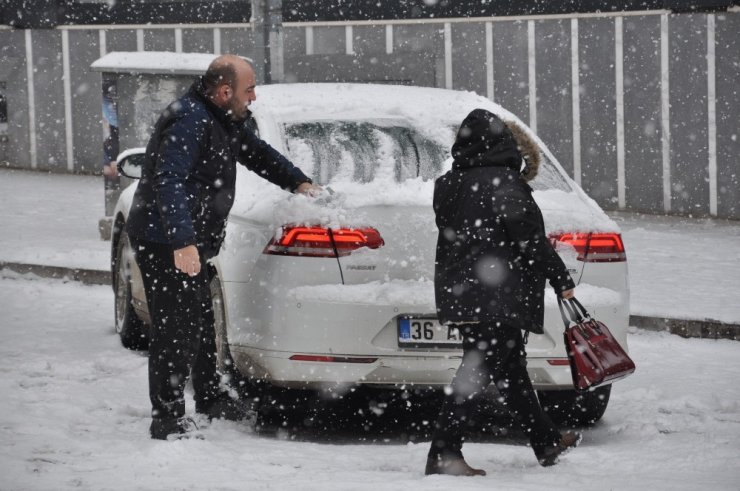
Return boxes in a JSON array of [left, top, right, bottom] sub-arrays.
[[150, 416, 201, 440], [196, 393, 251, 422]]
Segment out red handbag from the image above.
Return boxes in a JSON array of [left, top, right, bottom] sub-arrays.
[[557, 296, 636, 392]]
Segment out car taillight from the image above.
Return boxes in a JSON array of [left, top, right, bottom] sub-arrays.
[[549, 232, 626, 263], [264, 226, 384, 257]]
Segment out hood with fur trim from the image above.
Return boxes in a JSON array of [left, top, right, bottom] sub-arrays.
[[450, 109, 541, 182], [506, 118, 541, 182]]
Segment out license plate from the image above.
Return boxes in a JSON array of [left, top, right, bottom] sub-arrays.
[[397, 316, 463, 348]]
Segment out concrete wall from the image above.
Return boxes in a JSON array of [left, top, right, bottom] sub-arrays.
[[1, 29, 30, 169], [715, 13, 740, 218], [623, 15, 664, 213], [0, 10, 738, 219]]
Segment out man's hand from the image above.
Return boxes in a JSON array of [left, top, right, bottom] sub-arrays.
[[174, 245, 201, 277], [561, 288, 575, 299], [296, 182, 323, 197], [102, 162, 118, 178]]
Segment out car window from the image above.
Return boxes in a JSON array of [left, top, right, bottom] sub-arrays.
[[283, 120, 448, 185], [528, 152, 573, 192], [283, 119, 573, 192]]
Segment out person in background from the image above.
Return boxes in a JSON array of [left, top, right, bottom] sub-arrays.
[[425, 109, 579, 476], [126, 54, 321, 440], [102, 80, 119, 180], [101, 80, 120, 220]]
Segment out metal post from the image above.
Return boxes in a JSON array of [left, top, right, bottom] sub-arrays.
[[252, 0, 283, 84], [251, 0, 267, 84], [267, 0, 284, 83]]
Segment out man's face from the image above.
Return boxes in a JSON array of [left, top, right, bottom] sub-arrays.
[[227, 63, 257, 121]]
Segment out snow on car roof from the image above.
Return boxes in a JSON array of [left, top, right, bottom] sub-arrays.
[[253, 83, 508, 119], [251, 83, 517, 143]]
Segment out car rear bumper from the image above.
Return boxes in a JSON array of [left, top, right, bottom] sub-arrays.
[[229, 345, 580, 390], [224, 281, 628, 390]]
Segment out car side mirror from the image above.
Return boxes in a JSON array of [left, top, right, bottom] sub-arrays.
[[117, 153, 145, 179]]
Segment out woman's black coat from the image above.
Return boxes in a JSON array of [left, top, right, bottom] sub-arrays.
[[434, 109, 575, 334]]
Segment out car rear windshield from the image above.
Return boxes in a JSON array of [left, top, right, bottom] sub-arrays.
[[282, 119, 572, 192], [529, 153, 572, 192], [283, 120, 448, 184]]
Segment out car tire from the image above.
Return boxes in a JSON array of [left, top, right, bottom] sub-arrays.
[[210, 274, 263, 402], [114, 231, 148, 350], [537, 384, 611, 427]]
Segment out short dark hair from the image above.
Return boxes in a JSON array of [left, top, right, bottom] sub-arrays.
[[203, 63, 237, 93]]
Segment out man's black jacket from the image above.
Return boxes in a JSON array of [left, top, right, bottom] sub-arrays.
[[127, 80, 311, 258], [434, 109, 575, 333]]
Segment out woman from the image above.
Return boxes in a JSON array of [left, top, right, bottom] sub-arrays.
[[426, 109, 579, 476]]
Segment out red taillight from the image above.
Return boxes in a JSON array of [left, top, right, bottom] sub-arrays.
[[549, 232, 626, 263], [289, 354, 378, 363], [264, 226, 384, 257], [547, 359, 571, 366]]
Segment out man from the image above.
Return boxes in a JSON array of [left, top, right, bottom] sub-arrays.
[[425, 109, 579, 475], [101, 79, 119, 181], [101, 80, 120, 220], [126, 55, 320, 440]]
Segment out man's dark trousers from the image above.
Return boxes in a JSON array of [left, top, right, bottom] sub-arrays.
[[429, 322, 561, 458], [131, 238, 222, 420]]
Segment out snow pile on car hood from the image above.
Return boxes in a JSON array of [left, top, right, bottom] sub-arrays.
[[231, 168, 619, 234]]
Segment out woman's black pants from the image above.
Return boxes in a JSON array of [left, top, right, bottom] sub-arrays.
[[131, 238, 222, 420], [428, 322, 561, 458]]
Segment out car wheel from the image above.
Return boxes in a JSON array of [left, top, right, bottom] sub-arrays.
[[210, 275, 263, 401], [114, 231, 148, 350], [537, 384, 611, 427]]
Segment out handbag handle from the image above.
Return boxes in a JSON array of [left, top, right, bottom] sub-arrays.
[[557, 296, 581, 329], [569, 296, 591, 319], [556, 295, 590, 329]]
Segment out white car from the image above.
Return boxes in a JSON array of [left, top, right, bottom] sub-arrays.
[[112, 83, 629, 426]]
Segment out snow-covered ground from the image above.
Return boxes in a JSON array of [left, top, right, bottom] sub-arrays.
[[1, 168, 739, 323], [0, 274, 738, 490], [610, 211, 740, 324], [1, 169, 739, 489], [0, 170, 109, 271]]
